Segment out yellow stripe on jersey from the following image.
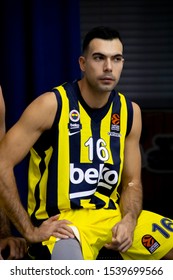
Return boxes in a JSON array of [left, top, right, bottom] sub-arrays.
[[28, 146, 53, 220], [117, 93, 127, 186], [80, 198, 96, 209], [79, 103, 92, 163], [100, 104, 113, 164], [92, 191, 110, 208], [28, 82, 132, 222], [55, 86, 71, 210]]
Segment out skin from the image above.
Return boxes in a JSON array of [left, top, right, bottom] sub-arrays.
[[0, 86, 5, 140], [79, 39, 142, 253], [0, 86, 27, 259], [0, 39, 172, 259]]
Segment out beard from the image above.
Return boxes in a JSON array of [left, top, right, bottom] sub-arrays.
[[87, 76, 117, 94]]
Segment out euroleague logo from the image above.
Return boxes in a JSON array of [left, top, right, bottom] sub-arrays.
[[141, 234, 160, 254], [111, 113, 120, 125]]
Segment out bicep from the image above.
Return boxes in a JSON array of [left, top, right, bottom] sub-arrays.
[[0, 92, 57, 166]]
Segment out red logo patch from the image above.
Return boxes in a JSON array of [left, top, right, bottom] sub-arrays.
[[111, 114, 120, 125], [142, 234, 160, 254]]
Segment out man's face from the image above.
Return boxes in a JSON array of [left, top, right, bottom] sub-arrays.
[[79, 38, 124, 93]]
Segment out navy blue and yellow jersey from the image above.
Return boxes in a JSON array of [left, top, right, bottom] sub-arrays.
[[28, 81, 133, 226]]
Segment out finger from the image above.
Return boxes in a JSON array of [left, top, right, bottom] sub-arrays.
[[57, 220, 73, 225], [104, 243, 118, 251], [17, 239, 27, 259], [54, 227, 74, 238], [8, 240, 26, 260], [118, 241, 132, 253], [18, 245, 27, 259], [50, 214, 60, 221], [7, 242, 18, 260], [46, 215, 60, 222], [104, 243, 113, 250]]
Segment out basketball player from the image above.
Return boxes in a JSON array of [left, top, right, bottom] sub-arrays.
[[0, 86, 27, 259], [0, 26, 173, 260]]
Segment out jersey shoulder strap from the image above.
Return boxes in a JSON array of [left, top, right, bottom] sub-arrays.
[[118, 92, 133, 136]]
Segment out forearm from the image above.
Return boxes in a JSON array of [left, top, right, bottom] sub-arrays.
[[119, 180, 143, 226], [0, 167, 35, 241], [0, 208, 11, 238]]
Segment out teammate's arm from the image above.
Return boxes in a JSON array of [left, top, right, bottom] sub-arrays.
[[0, 86, 5, 139], [0, 198, 27, 260]]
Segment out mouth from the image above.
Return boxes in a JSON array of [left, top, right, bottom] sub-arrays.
[[99, 75, 115, 81], [99, 76, 115, 84]]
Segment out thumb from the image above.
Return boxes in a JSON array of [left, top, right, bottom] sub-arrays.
[[50, 214, 60, 221]]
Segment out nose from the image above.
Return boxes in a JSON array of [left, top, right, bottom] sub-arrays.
[[103, 58, 112, 72]]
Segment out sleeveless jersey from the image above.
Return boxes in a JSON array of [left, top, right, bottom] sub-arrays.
[[28, 81, 133, 226]]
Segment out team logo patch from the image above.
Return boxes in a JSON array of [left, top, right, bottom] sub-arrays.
[[142, 234, 160, 254], [69, 110, 80, 122]]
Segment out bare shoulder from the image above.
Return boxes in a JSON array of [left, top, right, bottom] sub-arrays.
[[29, 91, 57, 110], [131, 101, 142, 124], [129, 101, 142, 138], [20, 91, 58, 131], [132, 101, 141, 115]]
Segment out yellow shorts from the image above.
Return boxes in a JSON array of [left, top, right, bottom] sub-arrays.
[[121, 210, 173, 260], [43, 207, 173, 260]]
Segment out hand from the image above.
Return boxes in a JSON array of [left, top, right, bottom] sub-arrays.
[[28, 215, 75, 243], [104, 217, 136, 253], [0, 236, 27, 260]]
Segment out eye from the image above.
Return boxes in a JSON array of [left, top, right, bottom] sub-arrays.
[[114, 56, 124, 62], [93, 55, 104, 61]]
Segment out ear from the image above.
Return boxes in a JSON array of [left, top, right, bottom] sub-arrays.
[[78, 56, 86, 72]]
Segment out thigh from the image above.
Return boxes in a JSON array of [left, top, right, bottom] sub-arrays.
[[58, 207, 122, 260], [121, 210, 173, 260], [43, 207, 122, 260]]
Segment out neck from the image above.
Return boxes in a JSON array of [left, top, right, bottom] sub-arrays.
[[78, 79, 111, 109]]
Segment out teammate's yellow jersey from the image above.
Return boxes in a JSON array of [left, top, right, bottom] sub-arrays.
[[28, 81, 133, 226]]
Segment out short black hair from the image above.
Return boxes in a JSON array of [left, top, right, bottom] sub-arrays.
[[82, 26, 122, 53]]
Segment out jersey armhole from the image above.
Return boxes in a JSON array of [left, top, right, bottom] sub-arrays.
[[51, 88, 62, 125], [126, 97, 133, 136]]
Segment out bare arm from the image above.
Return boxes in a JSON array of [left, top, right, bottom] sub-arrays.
[[0, 86, 5, 140], [105, 102, 143, 252], [0, 86, 11, 237], [0, 88, 74, 258], [0, 207, 27, 260], [0, 91, 60, 241], [0, 87, 28, 259], [119, 102, 143, 225], [0, 208, 11, 237]]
